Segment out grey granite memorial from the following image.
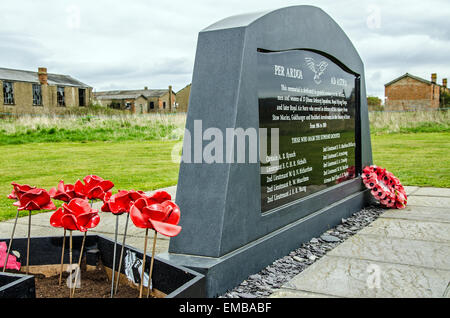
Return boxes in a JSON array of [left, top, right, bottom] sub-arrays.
[[160, 5, 373, 297]]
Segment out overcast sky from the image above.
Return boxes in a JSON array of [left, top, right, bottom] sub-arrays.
[[1, 0, 449, 100]]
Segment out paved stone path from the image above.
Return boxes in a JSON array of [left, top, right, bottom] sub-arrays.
[[271, 186, 450, 298], [0, 186, 177, 255]]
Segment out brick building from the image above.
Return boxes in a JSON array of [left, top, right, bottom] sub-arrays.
[[94, 86, 177, 113], [1, 67, 92, 114], [176, 84, 191, 113], [385, 73, 448, 111]]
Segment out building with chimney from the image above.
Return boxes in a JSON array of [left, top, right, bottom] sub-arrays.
[[94, 86, 176, 114], [384, 73, 449, 111], [0, 67, 92, 114], [175, 83, 191, 113]]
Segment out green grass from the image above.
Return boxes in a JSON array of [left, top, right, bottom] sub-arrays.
[[372, 132, 450, 188], [0, 111, 448, 222], [0, 140, 181, 222], [0, 113, 186, 145]]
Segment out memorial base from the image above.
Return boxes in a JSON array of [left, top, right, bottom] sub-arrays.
[[160, 189, 372, 297]]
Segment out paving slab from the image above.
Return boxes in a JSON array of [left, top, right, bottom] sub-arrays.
[[328, 235, 450, 271], [404, 186, 420, 196], [413, 187, 450, 197], [270, 289, 337, 298], [282, 255, 450, 298], [380, 206, 450, 224], [407, 195, 450, 208], [359, 218, 450, 243]]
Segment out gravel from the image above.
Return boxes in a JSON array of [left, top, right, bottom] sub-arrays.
[[220, 205, 385, 298]]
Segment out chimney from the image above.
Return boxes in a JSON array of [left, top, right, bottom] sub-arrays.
[[38, 67, 48, 85], [169, 85, 173, 109], [443, 78, 447, 88], [431, 73, 437, 84]]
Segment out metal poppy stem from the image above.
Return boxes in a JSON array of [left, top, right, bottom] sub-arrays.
[[139, 228, 149, 298], [26, 210, 32, 275], [69, 230, 73, 298], [2, 209, 19, 273], [146, 231, 157, 298], [110, 214, 119, 298], [114, 212, 130, 295], [58, 229, 67, 286], [71, 231, 87, 298]]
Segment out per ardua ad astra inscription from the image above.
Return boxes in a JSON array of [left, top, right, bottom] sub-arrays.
[[259, 49, 359, 213]]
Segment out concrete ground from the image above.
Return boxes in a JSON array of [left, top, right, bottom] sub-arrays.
[[0, 186, 177, 255], [271, 186, 450, 298]]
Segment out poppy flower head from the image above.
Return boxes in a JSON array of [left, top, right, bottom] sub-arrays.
[[74, 175, 114, 200], [13, 188, 56, 211], [50, 198, 100, 232], [8, 182, 36, 200], [130, 197, 181, 237], [49, 180, 87, 203]]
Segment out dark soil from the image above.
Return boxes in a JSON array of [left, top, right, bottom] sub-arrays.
[[35, 267, 142, 298]]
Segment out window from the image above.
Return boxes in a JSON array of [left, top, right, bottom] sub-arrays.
[[3, 81, 15, 105], [148, 101, 155, 111], [32, 84, 42, 106], [78, 88, 86, 107], [57, 86, 65, 106], [163, 101, 166, 109]]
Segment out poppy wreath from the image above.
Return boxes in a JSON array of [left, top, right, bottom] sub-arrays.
[[362, 165, 407, 209]]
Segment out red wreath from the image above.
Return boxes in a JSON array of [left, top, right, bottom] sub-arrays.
[[362, 165, 407, 209]]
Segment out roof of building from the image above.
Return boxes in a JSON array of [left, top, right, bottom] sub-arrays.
[[0, 67, 91, 88], [176, 83, 191, 94], [385, 73, 440, 87], [94, 89, 174, 100]]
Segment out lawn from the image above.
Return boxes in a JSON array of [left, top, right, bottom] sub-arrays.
[[372, 132, 450, 188], [0, 110, 448, 222], [0, 140, 181, 222]]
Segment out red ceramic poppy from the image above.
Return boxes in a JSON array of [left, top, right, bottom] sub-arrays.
[[13, 188, 57, 211], [362, 165, 407, 209], [101, 190, 146, 215], [148, 191, 172, 203], [74, 175, 114, 200], [7, 182, 36, 200], [49, 180, 87, 202], [0, 242, 21, 271], [50, 198, 100, 232], [130, 198, 181, 237]]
